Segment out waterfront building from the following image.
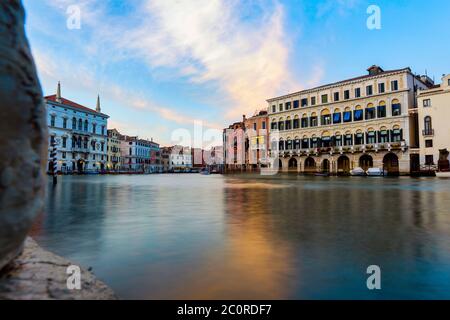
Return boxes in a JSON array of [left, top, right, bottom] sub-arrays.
[[244, 110, 269, 170], [161, 147, 171, 173], [120, 136, 161, 173], [191, 148, 206, 169], [223, 117, 246, 172], [45, 83, 109, 173], [267, 66, 432, 175], [416, 74, 450, 171], [168, 146, 192, 171], [106, 129, 122, 171]]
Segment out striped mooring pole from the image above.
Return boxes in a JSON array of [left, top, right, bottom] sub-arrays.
[[50, 140, 58, 185]]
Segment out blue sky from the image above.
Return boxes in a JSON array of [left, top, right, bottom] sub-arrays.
[[23, 0, 450, 146]]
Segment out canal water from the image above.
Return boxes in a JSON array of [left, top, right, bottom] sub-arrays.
[[31, 174, 450, 299]]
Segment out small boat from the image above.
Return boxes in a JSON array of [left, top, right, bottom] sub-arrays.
[[436, 171, 450, 178], [366, 168, 387, 176], [315, 172, 329, 177], [350, 167, 366, 176]]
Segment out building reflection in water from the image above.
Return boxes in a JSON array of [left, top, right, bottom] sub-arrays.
[[30, 175, 450, 299]]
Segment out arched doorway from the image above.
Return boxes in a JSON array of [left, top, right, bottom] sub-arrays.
[[337, 156, 350, 175], [288, 158, 297, 171], [304, 157, 316, 173], [383, 153, 399, 176], [77, 160, 85, 173], [322, 159, 330, 173], [359, 154, 373, 171]]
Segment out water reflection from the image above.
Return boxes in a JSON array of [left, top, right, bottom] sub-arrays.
[[31, 175, 450, 299]]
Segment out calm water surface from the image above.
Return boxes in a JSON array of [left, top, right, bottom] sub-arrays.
[[31, 174, 450, 299]]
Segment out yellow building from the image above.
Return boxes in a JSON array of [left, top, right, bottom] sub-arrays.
[[267, 66, 432, 175], [416, 74, 450, 171], [107, 128, 122, 171]]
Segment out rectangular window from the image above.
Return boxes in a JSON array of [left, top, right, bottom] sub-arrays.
[[425, 140, 433, 148], [355, 88, 361, 98], [321, 114, 332, 125], [63, 118, 67, 129], [293, 100, 300, 109], [310, 116, 318, 127], [366, 107, 376, 120], [301, 98, 308, 107], [321, 94, 328, 104], [343, 111, 352, 122], [333, 92, 340, 102], [285, 102, 291, 110], [62, 152, 66, 159], [425, 155, 434, 165], [423, 99, 431, 107], [62, 137, 67, 148], [366, 85, 373, 96], [367, 133, 376, 144], [378, 83, 385, 94], [333, 113, 341, 124], [272, 105, 276, 113], [301, 118, 308, 128], [262, 121, 266, 130], [253, 123, 257, 130], [377, 105, 386, 118], [311, 97, 316, 106], [279, 104, 283, 112], [50, 115, 55, 127], [354, 109, 363, 121], [344, 90, 350, 100], [391, 80, 399, 91]]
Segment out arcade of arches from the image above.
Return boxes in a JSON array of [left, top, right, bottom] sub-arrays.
[[275, 151, 407, 175]]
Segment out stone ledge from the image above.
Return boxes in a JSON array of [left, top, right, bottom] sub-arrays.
[[0, 237, 117, 300]]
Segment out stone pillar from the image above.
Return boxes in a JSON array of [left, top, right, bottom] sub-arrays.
[[0, 1, 47, 270]]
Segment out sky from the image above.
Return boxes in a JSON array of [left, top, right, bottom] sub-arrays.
[[23, 0, 450, 147]]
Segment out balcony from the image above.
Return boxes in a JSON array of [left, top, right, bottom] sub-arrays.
[[422, 129, 434, 136]]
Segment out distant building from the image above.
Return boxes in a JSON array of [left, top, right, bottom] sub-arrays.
[[191, 148, 206, 168], [244, 110, 269, 170], [45, 82, 109, 173], [120, 136, 160, 173], [169, 146, 192, 171], [223, 116, 246, 172], [161, 147, 172, 173], [107, 129, 122, 171], [416, 74, 450, 171]]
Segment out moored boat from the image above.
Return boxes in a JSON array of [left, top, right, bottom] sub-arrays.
[[436, 171, 450, 178], [350, 167, 366, 176], [366, 168, 387, 176]]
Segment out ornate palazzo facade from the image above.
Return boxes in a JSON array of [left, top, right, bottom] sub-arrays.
[[267, 66, 432, 175]]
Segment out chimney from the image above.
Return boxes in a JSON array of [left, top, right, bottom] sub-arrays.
[[56, 81, 62, 103], [367, 65, 384, 76], [96, 94, 101, 113]]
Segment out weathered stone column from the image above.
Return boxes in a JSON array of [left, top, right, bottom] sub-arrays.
[[0, 0, 47, 270]]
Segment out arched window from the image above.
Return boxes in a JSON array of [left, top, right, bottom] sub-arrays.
[[310, 113, 318, 127], [311, 135, 319, 148], [367, 128, 376, 144], [321, 131, 331, 147], [354, 105, 363, 121], [72, 117, 77, 129], [294, 136, 301, 149], [379, 126, 389, 143], [344, 131, 353, 146], [424, 116, 433, 135], [377, 101, 387, 118], [301, 114, 309, 128], [84, 120, 88, 132], [391, 125, 403, 142], [365, 103, 376, 120], [335, 132, 343, 146], [78, 119, 83, 131], [271, 119, 278, 130], [279, 138, 285, 150], [333, 108, 342, 124], [343, 107, 352, 122], [293, 115, 300, 129], [278, 118, 285, 130], [286, 137, 293, 150], [301, 135, 309, 149], [285, 117, 292, 130], [355, 129, 364, 145], [392, 99, 401, 116], [321, 109, 332, 125]]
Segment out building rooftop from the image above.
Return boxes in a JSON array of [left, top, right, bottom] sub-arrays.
[[45, 94, 108, 117], [267, 66, 420, 102]]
